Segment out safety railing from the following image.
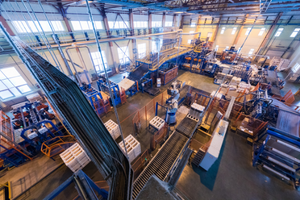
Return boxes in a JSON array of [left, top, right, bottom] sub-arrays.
[[41, 135, 77, 158]]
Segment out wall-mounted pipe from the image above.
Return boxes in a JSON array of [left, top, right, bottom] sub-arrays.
[[65, 44, 98, 85]]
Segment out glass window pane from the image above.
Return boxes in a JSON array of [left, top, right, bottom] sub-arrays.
[[71, 21, 81, 31], [0, 71, 6, 80], [0, 81, 7, 90], [2, 79, 14, 88], [18, 85, 31, 93], [20, 21, 31, 33], [0, 90, 14, 99], [80, 21, 89, 30], [10, 87, 21, 96], [9, 76, 27, 86], [39, 21, 51, 32], [95, 21, 102, 29], [1, 67, 20, 78], [51, 21, 64, 31]]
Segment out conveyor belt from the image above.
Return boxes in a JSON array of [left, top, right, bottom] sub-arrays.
[[176, 117, 198, 138], [128, 64, 149, 81], [132, 131, 188, 199], [5, 34, 133, 200]]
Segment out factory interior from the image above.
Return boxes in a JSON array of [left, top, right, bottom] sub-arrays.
[[1, 0, 300, 199]]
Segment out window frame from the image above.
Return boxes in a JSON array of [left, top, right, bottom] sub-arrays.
[[292, 63, 300, 73], [117, 47, 130, 65], [91, 51, 108, 72], [258, 27, 266, 36], [275, 28, 284, 37], [0, 67, 31, 100], [290, 28, 300, 38], [220, 27, 226, 34], [231, 27, 237, 35], [245, 27, 252, 35]]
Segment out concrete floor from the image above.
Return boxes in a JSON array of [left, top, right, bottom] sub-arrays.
[[2, 70, 300, 199], [176, 129, 300, 200]]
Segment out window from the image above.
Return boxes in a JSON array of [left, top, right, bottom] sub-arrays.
[[292, 63, 300, 73], [290, 28, 300, 38], [248, 49, 254, 56], [12, 21, 65, 33], [71, 21, 102, 31], [215, 45, 219, 51], [108, 21, 129, 29], [134, 21, 148, 28], [0, 67, 31, 100], [231, 27, 237, 35], [275, 28, 284, 37], [152, 21, 162, 27], [152, 40, 163, 53], [188, 39, 192, 44], [258, 28, 266, 36], [245, 27, 252, 35], [138, 43, 147, 58], [191, 22, 196, 27], [220, 27, 226, 34], [91, 51, 108, 72], [117, 47, 130, 64], [165, 21, 173, 27]]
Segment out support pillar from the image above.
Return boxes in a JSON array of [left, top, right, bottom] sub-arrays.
[[173, 14, 177, 28], [195, 15, 201, 40], [129, 9, 137, 63], [211, 15, 222, 46], [162, 12, 166, 28], [254, 12, 283, 59], [232, 14, 249, 46], [179, 15, 184, 29], [148, 12, 152, 52], [100, 7, 119, 73], [57, 3, 75, 42], [0, 15, 15, 36]]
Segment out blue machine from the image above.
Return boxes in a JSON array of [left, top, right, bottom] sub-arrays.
[[253, 127, 300, 189], [97, 79, 123, 106], [44, 170, 108, 200], [20, 120, 62, 151]]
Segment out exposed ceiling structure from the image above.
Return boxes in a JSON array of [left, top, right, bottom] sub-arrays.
[[4, 0, 300, 15]]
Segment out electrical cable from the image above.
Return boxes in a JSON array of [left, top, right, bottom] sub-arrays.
[[85, 0, 129, 158]]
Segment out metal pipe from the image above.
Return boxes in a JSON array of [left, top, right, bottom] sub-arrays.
[[21, 0, 62, 71], [85, 0, 128, 157], [37, 0, 70, 75], [65, 47, 82, 85], [65, 45, 99, 85]]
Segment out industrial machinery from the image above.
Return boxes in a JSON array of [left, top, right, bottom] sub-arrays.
[[2, 27, 133, 200], [97, 79, 127, 106], [81, 82, 111, 117], [12, 102, 65, 154], [221, 46, 238, 64], [44, 170, 108, 200], [165, 80, 185, 125], [253, 127, 300, 189]]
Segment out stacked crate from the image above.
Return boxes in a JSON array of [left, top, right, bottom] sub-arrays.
[[119, 135, 141, 163], [149, 116, 165, 130], [188, 103, 205, 121], [104, 119, 121, 140], [60, 143, 91, 172]]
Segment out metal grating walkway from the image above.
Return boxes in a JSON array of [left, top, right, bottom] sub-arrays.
[[132, 131, 188, 199], [176, 117, 198, 138]]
